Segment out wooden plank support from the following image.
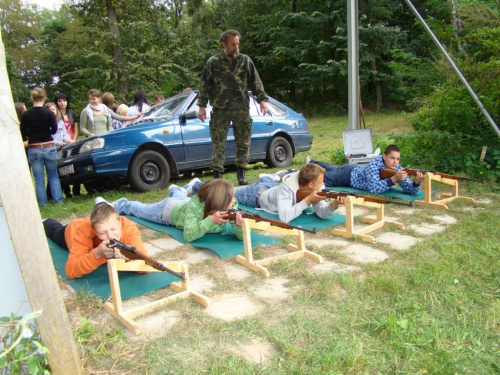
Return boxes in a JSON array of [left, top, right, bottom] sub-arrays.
[[0, 30, 82, 374], [103, 259, 209, 335], [413, 172, 475, 210], [332, 196, 404, 243], [235, 218, 323, 277]]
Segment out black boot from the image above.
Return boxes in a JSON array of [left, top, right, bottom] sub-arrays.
[[213, 170, 223, 179], [237, 168, 248, 185]]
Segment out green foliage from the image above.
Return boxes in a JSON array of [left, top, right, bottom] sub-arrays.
[[0, 311, 51, 375], [391, 130, 499, 180]]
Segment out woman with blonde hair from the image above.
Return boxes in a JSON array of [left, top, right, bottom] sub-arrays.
[[96, 179, 243, 242], [20, 87, 63, 205]]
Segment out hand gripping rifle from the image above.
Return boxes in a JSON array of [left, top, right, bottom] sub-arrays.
[[296, 189, 413, 207], [204, 209, 317, 234], [107, 239, 186, 281], [379, 168, 485, 183]]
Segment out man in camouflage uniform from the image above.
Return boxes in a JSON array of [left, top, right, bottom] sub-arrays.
[[197, 29, 269, 185]]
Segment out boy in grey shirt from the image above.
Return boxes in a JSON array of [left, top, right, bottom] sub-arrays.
[[235, 164, 344, 223]]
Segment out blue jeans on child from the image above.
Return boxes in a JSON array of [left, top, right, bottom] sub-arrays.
[[114, 185, 189, 225], [234, 176, 277, 207], [28, 146, 63, 205], [309, 159, 357, 187]]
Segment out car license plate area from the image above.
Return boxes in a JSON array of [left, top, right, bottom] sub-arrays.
[[59, 164, 74, 176]]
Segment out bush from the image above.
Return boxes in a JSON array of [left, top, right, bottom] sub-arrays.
[[0, 311, 51, 375]]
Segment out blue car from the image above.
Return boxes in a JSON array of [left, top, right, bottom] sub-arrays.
[[57, 90, 313, 192]]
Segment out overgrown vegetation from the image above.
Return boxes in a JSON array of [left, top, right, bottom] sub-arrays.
[[0, 311, 51, 375]]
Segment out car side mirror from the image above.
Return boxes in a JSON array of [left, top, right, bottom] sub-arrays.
[[180, 109, 198, 121]]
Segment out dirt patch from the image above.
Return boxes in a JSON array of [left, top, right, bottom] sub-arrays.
[[230, 338, 276, 364], [313, 261, 360, 274], [185, 250, 218, 264], [408, 223, 446, 236], [306, 238, 350, 248], [252, 277, 290, 300], [127, 310, 182, 340], [476, 198, 492, 204], [340, 244, 389, 263], [335, 206, 369, 217], [223, 263, 252, 280], [189, 274, 215, 293], [393, 208, 417, 215], [376, 232, 419, 250], [143, 243, 164, 257], [431, 215, 457, 225], [205, 294, 263, 321], [150, 237, 184, 251]]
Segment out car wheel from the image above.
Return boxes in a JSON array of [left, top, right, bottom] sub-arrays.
[[265, 136, 293, 167], [129, 150, 170, 192]]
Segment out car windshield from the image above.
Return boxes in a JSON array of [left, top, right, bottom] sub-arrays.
[[131, 93, 190, 125]]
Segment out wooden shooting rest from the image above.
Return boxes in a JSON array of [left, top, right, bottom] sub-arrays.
[[413, 172, 475, 210], [332, 195, 404, 243], [235, 218, 323, 277], [104, 259, 209, 335]]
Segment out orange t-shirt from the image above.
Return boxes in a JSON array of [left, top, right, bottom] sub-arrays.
[[64, 216, 147, 279]]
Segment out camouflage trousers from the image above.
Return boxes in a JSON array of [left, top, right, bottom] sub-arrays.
[[209, 108, 252, 172]]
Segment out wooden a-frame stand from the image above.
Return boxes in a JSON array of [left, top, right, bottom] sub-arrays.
[[332, 195, 404, 243], [413, 172, 475, 210], [235, 218, 323, 277], [104, 259, 209, 335]]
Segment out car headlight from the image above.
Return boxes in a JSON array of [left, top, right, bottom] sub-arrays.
[[80, 138, 105, 154]]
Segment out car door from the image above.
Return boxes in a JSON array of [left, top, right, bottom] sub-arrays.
[[180, 96, 238, 167], [248, 96, 275, 157]]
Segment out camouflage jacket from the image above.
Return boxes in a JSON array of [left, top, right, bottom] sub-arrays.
[[196, 52, 268, 110]]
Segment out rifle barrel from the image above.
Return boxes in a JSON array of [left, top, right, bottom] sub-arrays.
[[108, 239, 186, 280]]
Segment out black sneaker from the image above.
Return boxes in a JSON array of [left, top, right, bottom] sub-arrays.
[[213, 170, 223, 179]]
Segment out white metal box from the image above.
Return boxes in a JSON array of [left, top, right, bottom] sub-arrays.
[[343, 128, 377, 165]]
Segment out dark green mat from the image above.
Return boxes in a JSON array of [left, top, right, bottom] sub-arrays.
[[47, 238, 177, 300], [236, 204, 346, 232], [325, 185, 426, 201], [125, 216, 280, 259]]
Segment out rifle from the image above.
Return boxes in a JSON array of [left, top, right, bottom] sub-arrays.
[[107, 239, 186, 281], [204, 208, 317, 234], [379, 168, 485, 182], [296, 189, 413, 207]]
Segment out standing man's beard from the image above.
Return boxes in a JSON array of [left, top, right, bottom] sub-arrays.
[[224, 48, 239, 58]]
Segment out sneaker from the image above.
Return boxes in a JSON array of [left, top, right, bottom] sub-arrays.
[[94, 196, 109, 206], [303, 155, 311, 166], [259, 173, 280, 182], [168, 184, 187, 196], [184, 177, 201, 196], [275, 169, 296, 180]]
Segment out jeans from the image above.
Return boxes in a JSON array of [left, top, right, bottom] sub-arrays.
[[28, 146, 63, 205], [234, 176, 277, 207], [310, 159, 357, 187], [44, 219, 68, 249], [114, 185, 188, 225]]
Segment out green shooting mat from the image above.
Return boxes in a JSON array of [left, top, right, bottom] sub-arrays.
[[325, 185, 426, 201], [125, 216, 281, 259], [236, 204, 346, 232], [47, 238, 178, 300]]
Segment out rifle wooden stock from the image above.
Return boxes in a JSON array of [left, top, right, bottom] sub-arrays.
[[107, 239, 186, 281], [296, 189, 412, 207], [204, 209, 317, 234], [379, 168, 485, 182]]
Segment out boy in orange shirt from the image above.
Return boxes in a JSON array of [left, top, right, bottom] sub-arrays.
[[44, 202, 147, 279]]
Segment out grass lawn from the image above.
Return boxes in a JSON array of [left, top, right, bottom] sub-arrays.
[[39, 112, 500, 374]]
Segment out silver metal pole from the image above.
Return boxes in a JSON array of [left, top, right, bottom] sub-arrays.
[[347, 0, 359, 130], [404, 0, 500, 138]]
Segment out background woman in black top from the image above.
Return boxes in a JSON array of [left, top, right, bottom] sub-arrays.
[[20, 87, 63, 205]]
